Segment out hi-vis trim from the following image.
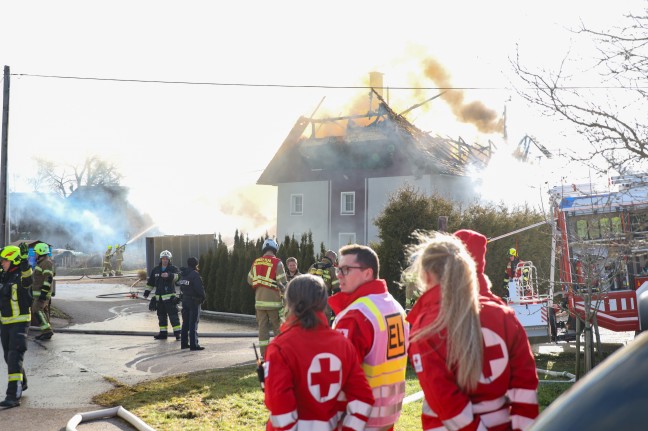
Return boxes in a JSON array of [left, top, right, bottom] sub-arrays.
[[269, 409, 298, 428]]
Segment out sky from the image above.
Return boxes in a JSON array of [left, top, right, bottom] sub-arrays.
[[1, 0, 645, 241]]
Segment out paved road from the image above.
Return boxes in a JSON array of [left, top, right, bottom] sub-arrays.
[[0, 281, 260, 430]]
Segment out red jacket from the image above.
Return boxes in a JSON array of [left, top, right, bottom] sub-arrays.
[[264, 312, 375, 431], [407, 288, 539, 431]]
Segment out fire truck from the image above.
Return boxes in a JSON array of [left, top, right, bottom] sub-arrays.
[[549, 175, 648, 334]]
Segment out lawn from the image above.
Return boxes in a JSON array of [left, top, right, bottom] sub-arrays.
[[93, 349, 593, 430]]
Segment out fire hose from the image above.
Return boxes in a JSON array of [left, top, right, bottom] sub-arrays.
[[66, 405, 155, 431]]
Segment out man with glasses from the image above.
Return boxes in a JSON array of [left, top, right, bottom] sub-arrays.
[[328, 244, 410, 431]]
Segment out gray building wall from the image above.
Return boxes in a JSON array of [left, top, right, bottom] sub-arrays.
[[276, 175, 479, 252], [276, 181, 330, 250]]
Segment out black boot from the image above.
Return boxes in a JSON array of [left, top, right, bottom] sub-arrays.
[[174, 332, 181, 341], [153, 332, 168, 340], [190, 346, 205, 351], [0, 397, 20, 408]]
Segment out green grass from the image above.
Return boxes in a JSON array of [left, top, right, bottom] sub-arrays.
[[93, 347, 621, 430]]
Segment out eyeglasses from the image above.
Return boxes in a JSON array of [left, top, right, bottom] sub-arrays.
[[335, 266, 367, 276]]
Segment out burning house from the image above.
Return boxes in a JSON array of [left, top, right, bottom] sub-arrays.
[[257, 72, 495, 251]]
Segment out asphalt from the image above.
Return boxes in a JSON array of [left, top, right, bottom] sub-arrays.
[[0, 281, 260, 430]]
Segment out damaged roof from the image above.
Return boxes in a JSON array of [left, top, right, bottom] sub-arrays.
[[257, 91, 491, 185]]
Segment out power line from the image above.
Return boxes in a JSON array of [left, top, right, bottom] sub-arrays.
[[11, 72, 644, 91]]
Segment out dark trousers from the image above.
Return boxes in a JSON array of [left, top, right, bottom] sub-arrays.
[[181, 300, 201, 348], [0, 322, 28, 399], [156, 299, 181, 334]]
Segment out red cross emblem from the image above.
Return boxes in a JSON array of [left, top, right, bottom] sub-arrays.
[[308, 353, 342, 402], [479, 328, 509, 383]]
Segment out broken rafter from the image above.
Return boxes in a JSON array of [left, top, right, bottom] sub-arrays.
[[307, 112, 386, 123]]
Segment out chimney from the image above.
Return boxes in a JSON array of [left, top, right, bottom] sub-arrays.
[[369, 71, 384, 98]]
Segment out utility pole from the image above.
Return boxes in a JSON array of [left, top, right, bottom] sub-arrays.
[[1, 66, 9, 245]]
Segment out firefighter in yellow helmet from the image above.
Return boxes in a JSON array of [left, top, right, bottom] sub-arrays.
[[32, 242, 55, 341], [504, 247, 528, 288], [247, 238, 286, 357], [114, 244, 125, 276], [102, 245, 113, 277], [0, 243, 34, 408]]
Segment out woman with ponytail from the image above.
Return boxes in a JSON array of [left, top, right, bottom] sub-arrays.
[[405, 232, 539, 431], [263, 274, 375, 431]]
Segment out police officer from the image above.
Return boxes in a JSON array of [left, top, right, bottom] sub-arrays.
[[144, 250, 181, 340], [179, 257, 206, 351], [0, 243, 34, 408], [247, 239, 286, 357], [32, 242, 55, 341]]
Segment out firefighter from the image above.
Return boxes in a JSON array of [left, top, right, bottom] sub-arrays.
[[179, 257, 206, 351], [308, 250, 339, 324], [308, 250, 340, 294], [406, 232, 539, 430], [264, 274, 375, 431], [102, 245, 113, 277], [247, 238, 286, 358], [504, 247, 528, 289], [32, 242, 55, 341], [0, 243, 34, 408], [144, 250, 181, 340], [114, 244, 125, 276], [285, 257, 301, 282]]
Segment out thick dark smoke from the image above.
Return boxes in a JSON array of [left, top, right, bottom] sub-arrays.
[[422, 58, 504, 134]]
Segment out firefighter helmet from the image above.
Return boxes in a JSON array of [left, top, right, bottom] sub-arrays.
[[509, 248, 518, 257], [160, 250, 172, 260], [0, 245, 21, 265], [262, 238, 278, 253], [34, 242, 50, 256], [108, 245, 112, 249]]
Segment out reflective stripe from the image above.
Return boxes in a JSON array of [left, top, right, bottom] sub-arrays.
[[37, 311, 51, 330], [352, 298, 385, 331], [508, 388, 538, 404], [473, 396, 506, 414], [347, 399, 373, 417], [480, 407, 510, 428], [443, 402, 474, 430], [157, 294, 176, 300], [512, 414, 535, 431], [342, 414, 367, 431], [362, 357, 408, 387], [8, 373, 22, 382], [294, 414, 342, 431], [1, 314, 30, 324], [159, 328, 168, 332], [172, 325, 181, 331], [255, 301, 282, 309], [269, 409, 298, 428]]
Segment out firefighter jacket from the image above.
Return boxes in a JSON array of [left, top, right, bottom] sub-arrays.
[[329, 279, 409, 429], [103, 249, 112, 265], [33, 255, 54, 300], [0, 263, 34, 325], [264, 312, 375, 431], [145, 263, 180, 301], [308, 258, 339, 293], [505, 258, 528, 282], [406, 288, 539, 431], [178, 267, 206, 305], [247, 254, 286, 310]]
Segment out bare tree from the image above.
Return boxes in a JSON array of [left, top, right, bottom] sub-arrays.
[[30, 156, 122, 197], [511, 6, 648, 174]]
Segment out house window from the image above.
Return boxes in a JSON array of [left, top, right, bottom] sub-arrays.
[[341, 192, 355, 215], [291, 194, 303, 215], [339, 232, 356, 246]]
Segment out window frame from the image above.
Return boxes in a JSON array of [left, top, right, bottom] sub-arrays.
[[290, 194, 303, 216], [340, 191, 355, 215]]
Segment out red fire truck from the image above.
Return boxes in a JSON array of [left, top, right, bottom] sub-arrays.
[[549, 175, 648, 333]]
